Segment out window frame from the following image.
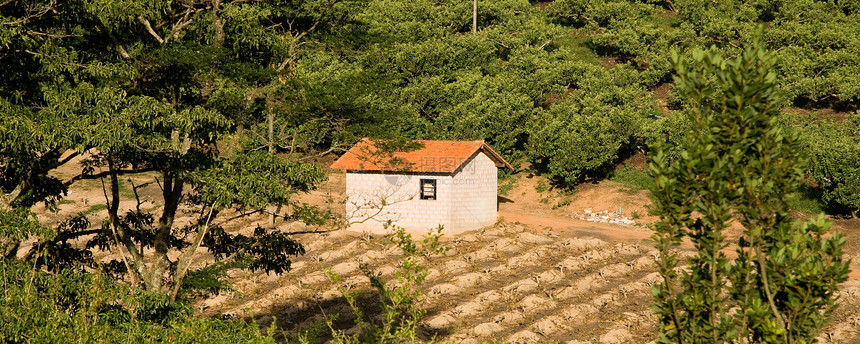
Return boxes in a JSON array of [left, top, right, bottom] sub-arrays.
[[419, 178, 437, 200]]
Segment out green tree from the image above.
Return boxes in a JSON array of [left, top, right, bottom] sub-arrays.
[[802, 113, 860, 217], [550, 0, 860, 109], [649, 40, 850, 343], [0, 0, 97, 258], [526, 53, 656, 185], [0, 0, 331, 299]]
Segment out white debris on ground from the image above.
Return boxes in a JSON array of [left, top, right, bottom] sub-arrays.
[[577, 208, 639, 226]]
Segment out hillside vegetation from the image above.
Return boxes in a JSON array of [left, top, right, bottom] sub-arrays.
[[1, 0, 859, 342]]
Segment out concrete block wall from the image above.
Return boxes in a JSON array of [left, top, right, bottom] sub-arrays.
[[344, 152, 499, 234], [345, 172, 452, 233], [448, 153, 498, 232]]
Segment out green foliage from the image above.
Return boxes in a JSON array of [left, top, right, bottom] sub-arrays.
[[641, 112, 692, 161], [649, 40, 849, 343], [786, 184, 826, 216], [0, 0, 334, 297], [612, 165, 654, 194], [534, 180, 549, 194], [0, 208, 51, 243], [3, 0, 860, 339], [526, 58, 657, 186], [550, 0, 860, 108], [801, 113, 860, 216], [285, 318, 331, 344], [327, 225, 449, 344], [0, 259, 275, 343], [195, 151, 326, 208], [552, 199, 571, 209], [498, 180, 515, 197]]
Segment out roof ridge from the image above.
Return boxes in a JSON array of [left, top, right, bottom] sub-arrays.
[[330, 138, 512, 173]]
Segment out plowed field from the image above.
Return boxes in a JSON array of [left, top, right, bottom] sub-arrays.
[[41, 160, 860, 343], [201, 221, 860, 344]]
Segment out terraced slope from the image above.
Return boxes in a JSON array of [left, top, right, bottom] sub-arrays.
[[201, 221, 860, 343]]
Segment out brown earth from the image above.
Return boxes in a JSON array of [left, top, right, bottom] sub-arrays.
[[198, 217, 860, 344], [202, 169, 860, 343], [32, 153, 860, 343]]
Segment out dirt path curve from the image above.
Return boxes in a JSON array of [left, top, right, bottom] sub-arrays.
[[498, 210, 653, 244]]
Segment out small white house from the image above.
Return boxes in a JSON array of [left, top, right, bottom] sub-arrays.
[[331, 138, 513, 234]]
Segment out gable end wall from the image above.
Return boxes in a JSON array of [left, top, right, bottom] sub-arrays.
[[449, 152, 498, 232]]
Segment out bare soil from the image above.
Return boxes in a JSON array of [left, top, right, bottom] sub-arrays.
[[203, 171, 860, 343], [35, 156, 860, 343]]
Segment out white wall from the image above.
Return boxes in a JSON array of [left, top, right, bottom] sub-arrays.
[[449, 152, 498, 232], [345, 172, 452, 233], [344, 152, 498, 234]]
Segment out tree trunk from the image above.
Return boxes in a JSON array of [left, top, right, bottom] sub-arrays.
[[267, 110, 275, 154], [211, 0, 225, 47], [472, 0, 477, 33], [170, 204, 218, 301], [266, 92, 276, 155], [227, 123, 244, 158], [106, 155, 145, 285], [148, 170, 184, 292]]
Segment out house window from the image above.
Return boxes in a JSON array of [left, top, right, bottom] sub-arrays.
[[420, 179, 436, 200]]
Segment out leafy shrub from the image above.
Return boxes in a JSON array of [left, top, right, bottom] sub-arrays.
[[525, 61, 656, 187], [0, 259, 274, 343], [803, 113, 860, 216], [641, 112, 692, 161], [498, 180, 515, 196], [650, 41, 849, 343]]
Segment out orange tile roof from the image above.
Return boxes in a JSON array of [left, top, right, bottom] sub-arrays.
[[330, 138, 513, 174]]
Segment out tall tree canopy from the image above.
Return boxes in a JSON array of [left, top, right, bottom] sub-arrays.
[[0, 0, 344, 296]]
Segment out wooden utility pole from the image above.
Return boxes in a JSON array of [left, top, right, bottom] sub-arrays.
[[472, 0, 477, 33]]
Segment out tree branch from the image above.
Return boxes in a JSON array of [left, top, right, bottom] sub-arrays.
[[166, 7, 205, 43], [1, 184, 23, 210], [170, 202, 218, 301], [26, 30, 79, 38], [64, 167, 157, 188], [101, 170, 142, 285], [538, 39, 553, 50], [756, 245, 788, 338], [53, 228, 103, 242], [57, 151, 80, 167], [211, 0, 225, 47], [138, 16, 165, 44], [284, 228, 339, 235], [96, 19, 131, 59], [490, 38, 511, 50], [1, 5, 52, 26], [276, 0, 340, 71]]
